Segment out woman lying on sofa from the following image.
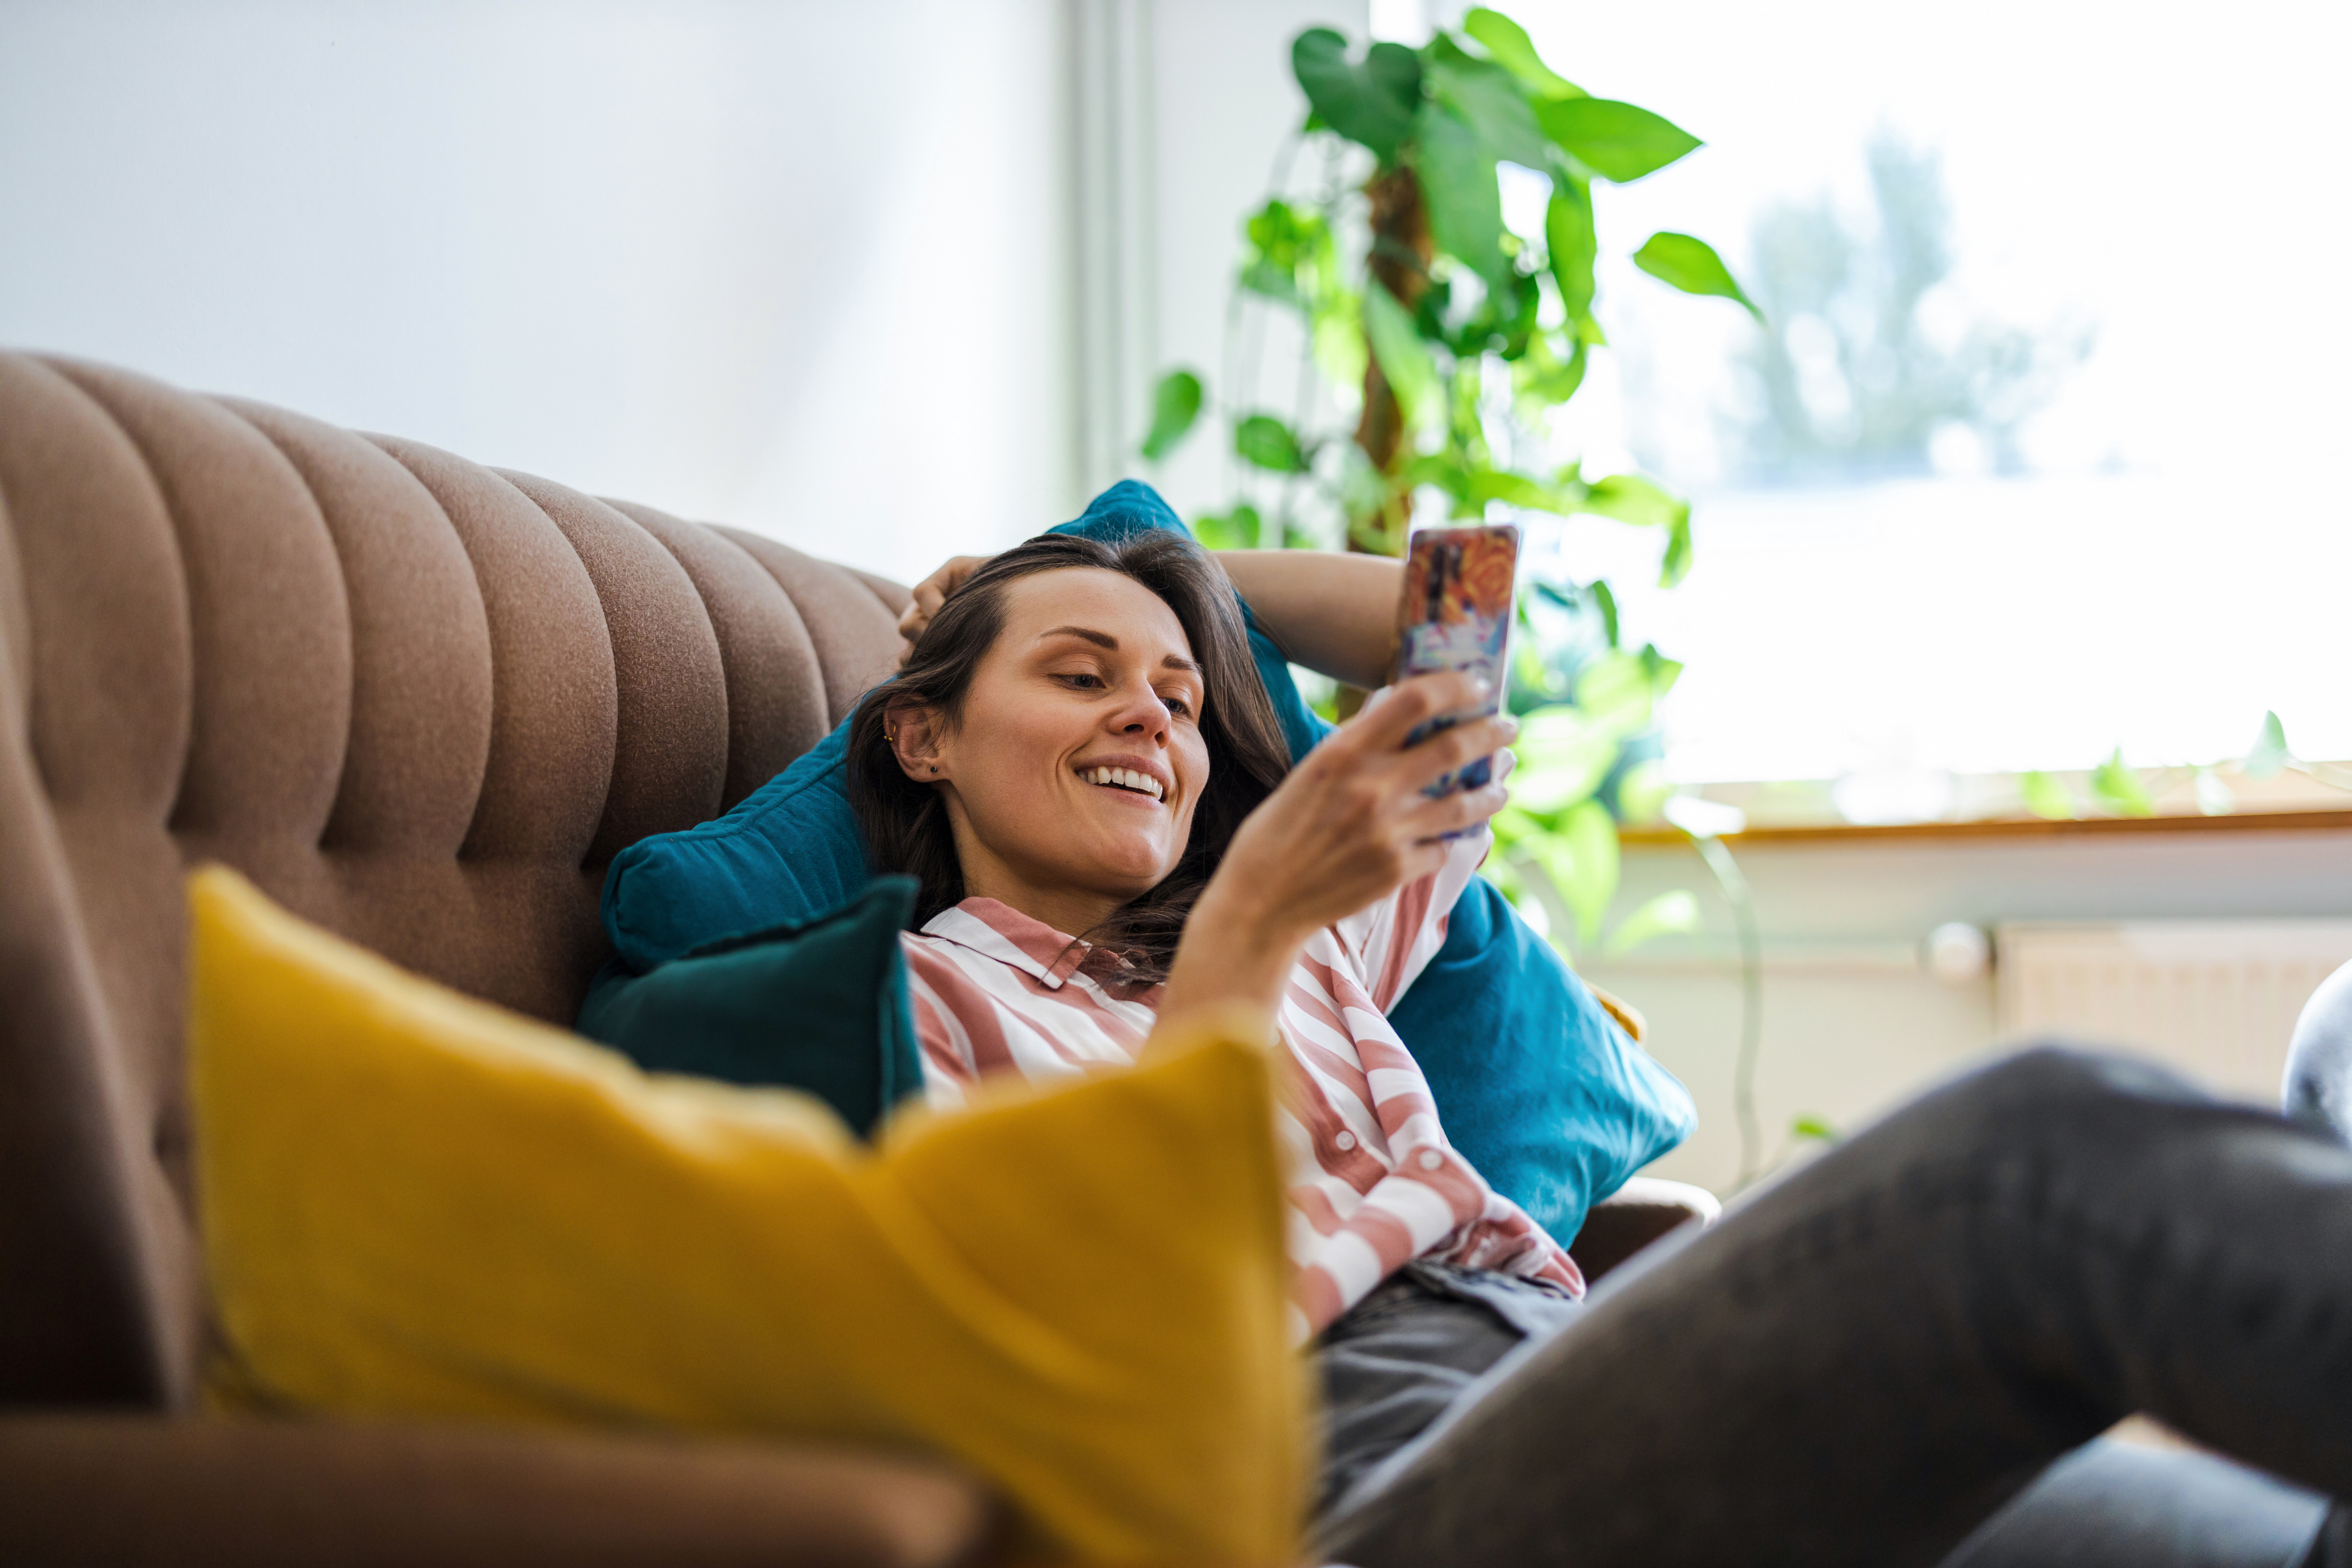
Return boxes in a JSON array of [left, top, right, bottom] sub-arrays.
[[858, 527, 2350, 1567]]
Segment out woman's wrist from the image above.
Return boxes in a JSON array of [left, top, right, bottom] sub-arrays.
[[1155, 883, 1306, 1046]]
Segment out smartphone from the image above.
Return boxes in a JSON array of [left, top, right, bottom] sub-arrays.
[[1391, 522, 1520, 829]]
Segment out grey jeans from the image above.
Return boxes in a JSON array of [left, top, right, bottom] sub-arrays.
[[1312, 1046, 2351, 1567]]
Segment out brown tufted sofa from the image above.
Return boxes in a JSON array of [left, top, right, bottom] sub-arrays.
[[0, 352, 995, 1564], [0, 352, 1707, 1565]]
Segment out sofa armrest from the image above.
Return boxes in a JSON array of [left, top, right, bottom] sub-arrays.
[[0, 1414, 997, 1568], [1567, 1176, 1723, 1284]]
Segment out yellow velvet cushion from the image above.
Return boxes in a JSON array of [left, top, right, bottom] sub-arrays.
[[187, 866, 1308, 1564]]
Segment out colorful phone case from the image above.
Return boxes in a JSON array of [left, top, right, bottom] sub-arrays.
[[1393, 523, 1519, 831]]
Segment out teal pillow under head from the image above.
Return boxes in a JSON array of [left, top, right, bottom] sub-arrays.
[[594, 480, 1694, 1240]]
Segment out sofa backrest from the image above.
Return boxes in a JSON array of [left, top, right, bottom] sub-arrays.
[[0, 352, 908, 1411]]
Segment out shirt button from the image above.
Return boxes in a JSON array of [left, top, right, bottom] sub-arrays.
[[1418, 1150, 1444, 1171], [1333, 1131, 1357, 1152]]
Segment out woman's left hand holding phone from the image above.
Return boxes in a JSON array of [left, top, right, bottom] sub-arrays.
[[1155, 671, 1515, 1048]]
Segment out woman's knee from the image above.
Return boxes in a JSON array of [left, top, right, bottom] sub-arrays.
[[1896, 1045, 2212, 1159], [1979, 1044, 2200, 1104]]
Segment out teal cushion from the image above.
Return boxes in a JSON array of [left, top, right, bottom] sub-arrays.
[[578, 876, 924, 1138], [603, 722, 866, 973], [1390, 876, 1696, 1239], [593, 480, 1694, 1236]]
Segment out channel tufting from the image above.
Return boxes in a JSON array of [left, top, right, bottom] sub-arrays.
[[0, 352, 911, 1412]]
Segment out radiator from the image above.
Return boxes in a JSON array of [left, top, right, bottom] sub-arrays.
[[1996, 920, 2352, 1102]]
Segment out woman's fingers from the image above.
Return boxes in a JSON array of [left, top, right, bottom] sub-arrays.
[[1228, 673, 1511, 934], [1390, 710, 1520, 795], [1339, 671, 1492, 755], [1398, 779, 1510, 843], [896, 555, 990, 643]]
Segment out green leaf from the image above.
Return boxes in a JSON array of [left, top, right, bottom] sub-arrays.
[[1240, 198, 1334, 311], [1425, 39, 1550, 170], [1402, 450, 1471, 504], [1590, 578, 1619, 648], [2090, 747, 2155, 816], [1545, 799, 1620, 945], [1637, 642, 1684, 698], [2020, 770, 2078, 820], [1659, 512, 1693, 587], [1509, 706, 1622, 813], [1412, 103, 1507, 283], [1465, 465, 1582, 515], [1535, 97, 1702, 183], [1292, 29, 1422, 163], [1578, 472, 1686, 530], [1631, 231, 1762, 320], [1461, 9, 1583, 99], [2247, 710, 2291, 780], [1138, 369, 1203, 462], [1489, 802, 1550, 851], [1573, 649, 1657, 732], [1512, 331, 1587, 411], [1233, 413, 1308, 473], [1363, 283, 1440, 431], [1311, 286, 1367, 389], [1604, 888, 1699, 954], [1790, 1114, 1840, 1143], [1191, 505, 1262, 550], [1614, 755, 1671, 824], [1545, 178, 1597, 326]]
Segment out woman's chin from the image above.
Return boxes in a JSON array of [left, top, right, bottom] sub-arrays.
[[1055, 835, 1176, 900]]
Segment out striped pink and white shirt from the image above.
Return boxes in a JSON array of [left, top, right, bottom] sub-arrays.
[[901, 830, 1584, 1342]]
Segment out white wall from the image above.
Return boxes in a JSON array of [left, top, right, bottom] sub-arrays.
[[1127, 0, 1366, 517], [0, 0, 1080, 579], [0, 0, 1371, 567], [1588, 827, 2352, 1194]]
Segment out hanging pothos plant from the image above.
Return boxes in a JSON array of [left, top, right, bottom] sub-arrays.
[[1139, 7, 1760, 966]]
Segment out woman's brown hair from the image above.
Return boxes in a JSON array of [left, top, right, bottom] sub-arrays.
[[847, 531, 1291, 979]]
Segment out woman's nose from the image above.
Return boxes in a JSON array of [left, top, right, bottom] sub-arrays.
[[1110, 685, 1171, 737]]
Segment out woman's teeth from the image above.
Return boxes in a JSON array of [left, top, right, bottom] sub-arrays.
[[1081, 766, 1164, 801]]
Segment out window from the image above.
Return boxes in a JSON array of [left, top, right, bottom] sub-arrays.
[[1484, 0, 2352, 819]]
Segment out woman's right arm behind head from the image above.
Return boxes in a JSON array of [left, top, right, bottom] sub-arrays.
[[1207, 548, 1403, 691]]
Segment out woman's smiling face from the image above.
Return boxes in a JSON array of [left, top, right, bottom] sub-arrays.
[[894, 567, 1211, 927]]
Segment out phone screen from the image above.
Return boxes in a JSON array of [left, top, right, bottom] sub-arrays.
[[1391, 522, 1519, 828]]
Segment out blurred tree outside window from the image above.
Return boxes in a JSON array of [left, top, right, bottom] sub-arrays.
[[1724, 133, 2091, 488]]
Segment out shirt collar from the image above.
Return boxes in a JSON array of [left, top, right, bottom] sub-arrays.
[[920, 897, 1093, 989]]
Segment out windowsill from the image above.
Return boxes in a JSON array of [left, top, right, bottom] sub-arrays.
[[1621, 807, 2352, 847]]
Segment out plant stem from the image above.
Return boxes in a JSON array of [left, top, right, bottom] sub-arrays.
[[1354, 163, 1432, 552], [1689, 831, 1765, 1189]]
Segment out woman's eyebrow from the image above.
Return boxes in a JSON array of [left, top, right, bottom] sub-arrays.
[[1037, 625, 1199, 674]]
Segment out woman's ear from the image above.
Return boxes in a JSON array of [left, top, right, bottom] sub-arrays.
[[887, 701, 949, 783]]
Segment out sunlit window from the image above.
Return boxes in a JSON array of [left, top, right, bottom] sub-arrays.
[[1469, 0, 2352, 822]]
